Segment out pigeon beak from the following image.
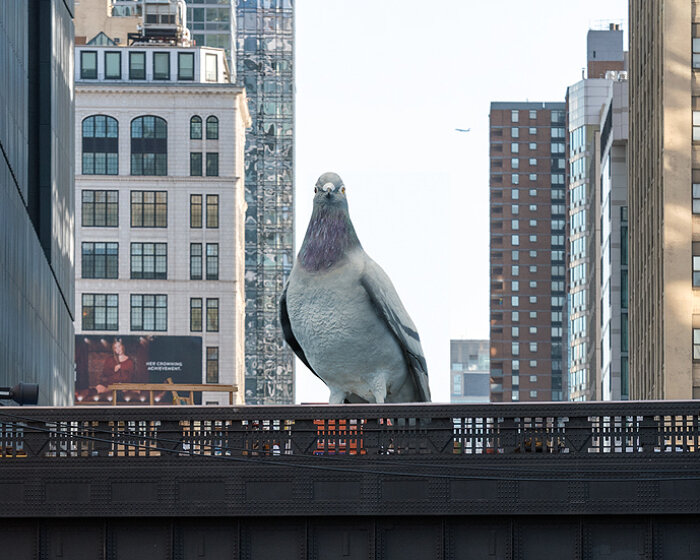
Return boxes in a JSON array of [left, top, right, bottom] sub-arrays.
[[324, 187, 332, 199]]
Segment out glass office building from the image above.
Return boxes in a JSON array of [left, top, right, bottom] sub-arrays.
[[187, 0, 295, 403]]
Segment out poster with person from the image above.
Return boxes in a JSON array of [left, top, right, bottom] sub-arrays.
[[75, 335, 202, 404]]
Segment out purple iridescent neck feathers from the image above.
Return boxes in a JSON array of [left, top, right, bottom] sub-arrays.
[[298, 204, 361, 271]]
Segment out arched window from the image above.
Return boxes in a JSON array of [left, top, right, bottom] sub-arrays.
[[82, 115, 118, 175], [190, 116, 202, 139], [206, 116, 219, 140], [131, 116, 167, 176]]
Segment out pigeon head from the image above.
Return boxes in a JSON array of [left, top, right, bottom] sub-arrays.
[[314, 172, 347, 208], [299, 172, 361, 271]]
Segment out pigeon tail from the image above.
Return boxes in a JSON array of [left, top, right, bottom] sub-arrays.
[[299, 204, 361, 271]]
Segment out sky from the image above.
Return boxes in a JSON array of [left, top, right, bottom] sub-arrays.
[[293, 0, 628, 404]]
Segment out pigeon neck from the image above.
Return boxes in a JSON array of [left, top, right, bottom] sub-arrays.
[[299, 204, 361, 271]]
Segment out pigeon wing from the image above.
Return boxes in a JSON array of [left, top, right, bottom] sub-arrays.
[[360, 258, 431, 402], [279, 283, 322, 380]]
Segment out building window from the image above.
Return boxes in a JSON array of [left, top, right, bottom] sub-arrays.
[[82, 115, 119, 175], [131, 191, 167, 227], [511, 143, 519, 153], [179, 52, 195, 80], [529, 158, 536, 166], [511, 110, 519, 123], [206, 116, 219, 139], [529, 127, 536, 135], [130, 294, 167, 331], [82, 190, 118, 227], [694, 112, 700, 142], [694, 256, 700, 287], [206, 347, 219, 383], [512, 296, 519, 307], [206, 194, 219, 228], [80, 50, 97, 79], [512, 342, 519, 356], [206, 152, 219, 176], [529, 342, 538, 352], [153, 52, 170, 80], [190, 152, 203, 176], [131, 243, 167, 279], [205, 53, 218, 81], [190, 243, 202, 279], [694, 37, 700, 69], [511, 158, 519, 169], [529, 390, 537, 398], [82, 242, 118, 279], [694, 184, 700, 214], [529, 110, 537, 119], [129, 51, 146, 79], [511, 127, 519, 138], [694, 329, 700, 361], [190, 298, 202, 332], [190, 116, 202, 139], [190, 194, 203, 228], [82, 294, 118, 331], [131, 116, 167, 175], [104, 51, 121, 79], [206, 243, 219, 280], [206, 298, 219, 332]]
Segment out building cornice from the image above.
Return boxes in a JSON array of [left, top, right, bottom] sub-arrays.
[[76, 83, 245, 96]]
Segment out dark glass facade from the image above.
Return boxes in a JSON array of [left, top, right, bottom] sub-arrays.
[[0, 0, 75, 404], [186, 0, 295, 403]]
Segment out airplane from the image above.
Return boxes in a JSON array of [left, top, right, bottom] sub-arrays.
[[455, 128, 471, 132]]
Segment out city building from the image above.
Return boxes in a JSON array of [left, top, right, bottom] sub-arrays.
[[0, 0, 75, 405], [188, 0, 295, 404], [489, 101, 567, 402], [74, 38, 250, 404], [628, 1, 697, 399], [599, 79, 629, 401], [74, 0, 142, 46], [450, 340, 490, 403], [566, 25, 627, 401], [74, 0, 296, 404]]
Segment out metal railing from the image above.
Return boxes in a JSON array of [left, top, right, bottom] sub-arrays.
[[0, 401, 698, 460]]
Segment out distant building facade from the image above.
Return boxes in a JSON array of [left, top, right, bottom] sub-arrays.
[[566, 25, 628, 401], [489, 102, 567, 402], [74, 42, 249, 403], [599, 79, 629, 401], [450, 340, 489, 403], [628, 1, 698, 399], [0, 0, 75, 405], [187, 0, 296, 404]]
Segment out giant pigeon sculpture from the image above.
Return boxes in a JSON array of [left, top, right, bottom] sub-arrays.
[[280, 172, 431, 403]]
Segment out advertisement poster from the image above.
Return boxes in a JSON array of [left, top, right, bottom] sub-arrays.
[[75, 335, 202, 404]]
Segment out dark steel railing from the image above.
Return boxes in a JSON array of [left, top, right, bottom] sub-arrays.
[[0, 401, 698, 460]]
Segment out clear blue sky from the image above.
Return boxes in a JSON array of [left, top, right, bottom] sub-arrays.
[[294, 0, 628, 403]]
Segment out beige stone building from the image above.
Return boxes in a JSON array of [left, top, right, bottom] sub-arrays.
[[74, 0, 141, 46], [628, 1, 697, 399], [74, 44, 249, 404]]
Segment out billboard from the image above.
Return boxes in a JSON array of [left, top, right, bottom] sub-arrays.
[[75, 335, 202, 404]]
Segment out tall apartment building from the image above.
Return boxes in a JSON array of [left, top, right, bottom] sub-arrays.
[[188, 0, 295, 404], [489, 102, 567, 402], [566, 26, 627, 402], [628, 1, 698, 399], [599, 79, 629, 401], [0, 0, 75, 405], [450, 340, 490, 403], [74, 41, 249, 404]]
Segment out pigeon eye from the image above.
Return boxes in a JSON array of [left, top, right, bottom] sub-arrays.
[[314, 187, 318, 193], [341, 187, 345, 194]]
